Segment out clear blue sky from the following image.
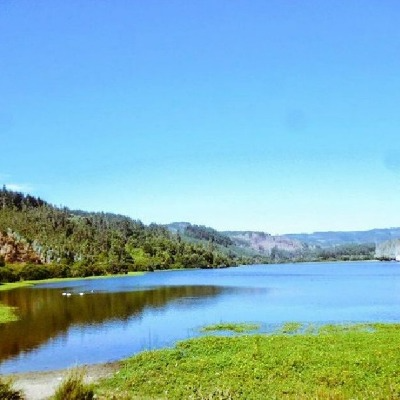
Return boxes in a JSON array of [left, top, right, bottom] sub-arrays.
[[1, 1, 400, 234]]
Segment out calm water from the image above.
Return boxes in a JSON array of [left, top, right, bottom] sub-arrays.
[[1, 261, 400, 373]]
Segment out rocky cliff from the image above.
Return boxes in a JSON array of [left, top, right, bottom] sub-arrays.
[[375, 239, 400, 261], [224, 231, 304, 255], [0, 230, 42, 264]]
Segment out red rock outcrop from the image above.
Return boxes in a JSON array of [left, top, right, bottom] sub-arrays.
[[0, 231, 42, 264]]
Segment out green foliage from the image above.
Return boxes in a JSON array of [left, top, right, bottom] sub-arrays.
[[0, 266, 18, 283], [184, 224, 233, 247], [98, 324, 400, 399], [52, 369, 94, 400], [201, 322, 260, 334], [279, 322, 303, 334], [0, 187, 242, 282], [20, 264, 51, 281], [0, 377, 24, 400]]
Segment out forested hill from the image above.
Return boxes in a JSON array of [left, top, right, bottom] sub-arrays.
[[167, 223, 375, 262], [0, 187, 243, 282], [0, 187, 388, 284], [166, 222, 233, 247]]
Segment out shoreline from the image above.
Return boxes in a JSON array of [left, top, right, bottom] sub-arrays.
[[3, 361, 121, 400], [3, 321, 400, 399], [0, 270, 146, 292]]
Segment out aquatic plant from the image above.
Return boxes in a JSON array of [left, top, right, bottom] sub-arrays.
[[98, 323, 400, 399], [200, 322, 260, 334]]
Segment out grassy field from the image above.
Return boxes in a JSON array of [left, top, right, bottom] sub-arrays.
[[97, 323, 400, 399]]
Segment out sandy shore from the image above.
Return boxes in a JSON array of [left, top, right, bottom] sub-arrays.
[[3, 362, 121, 400]]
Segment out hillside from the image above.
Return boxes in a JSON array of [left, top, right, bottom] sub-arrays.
[[0, 188, 243, 283], [0, 187, 388, 285], [224, 231, 304, 255], [168, 224, 375, 261], [166, 223, 303, 256]]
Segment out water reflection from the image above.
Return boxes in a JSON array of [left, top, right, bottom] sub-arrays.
[[2, 262, 400, 373], [0, 285, 223, 363]]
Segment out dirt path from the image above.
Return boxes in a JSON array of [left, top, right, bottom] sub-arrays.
[[3, 362, 121, 400]]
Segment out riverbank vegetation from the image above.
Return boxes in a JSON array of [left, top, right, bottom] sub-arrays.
[[0, 187, 243, 284], [0, 377, 23, 399], [0, 187, 379, 286], [52, 369, 95, 400], [96, 323, 400, 399], [200, 322, 260, 334]]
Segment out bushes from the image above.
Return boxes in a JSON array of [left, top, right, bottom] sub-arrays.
[[20, 264, 51, 281], [0, 266, 18, 283], [0, 377, 24, 400], [52, 369, 94, 400]]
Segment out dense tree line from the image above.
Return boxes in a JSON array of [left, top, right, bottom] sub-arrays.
[[0, 187, 377, 284], [183, 224, 233, 247], [267, 243, 375, 263], [0, 187, 241, 283]]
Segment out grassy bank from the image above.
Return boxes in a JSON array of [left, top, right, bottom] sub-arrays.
[[0, 271, 145, 292], [97, 323, 400, 399]]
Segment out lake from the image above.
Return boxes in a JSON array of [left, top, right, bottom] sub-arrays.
[[1, 261, 400, 373]]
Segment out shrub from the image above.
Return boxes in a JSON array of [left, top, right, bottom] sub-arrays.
[[0, 266, 18, 283], [52, 369, 94, 400], [0, 377, 24, 399], [20, 264, 51, 281]]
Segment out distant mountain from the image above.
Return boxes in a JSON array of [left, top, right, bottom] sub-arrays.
[[284, 228, 400, 248], [223, 231, 304, 255], [167, 223, 397, 257], [166, 224, 303, 256]]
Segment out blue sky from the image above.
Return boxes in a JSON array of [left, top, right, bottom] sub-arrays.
[[1, 0, 400, 234]]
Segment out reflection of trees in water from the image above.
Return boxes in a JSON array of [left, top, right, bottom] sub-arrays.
[[0, 285, 222, 362]]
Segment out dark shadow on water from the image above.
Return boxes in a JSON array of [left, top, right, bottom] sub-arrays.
[[0, 285, 224, 363]]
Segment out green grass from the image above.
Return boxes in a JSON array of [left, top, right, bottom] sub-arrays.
[[279, 322, 303, 334], [0, 303, 18, 324], [200, 322, 261, 334], [0, 377, 23, 399], [97, 323, 400, 399], [52, 369, 94, 400], [0, 281, 34, 291]]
